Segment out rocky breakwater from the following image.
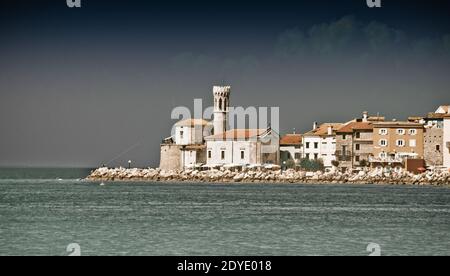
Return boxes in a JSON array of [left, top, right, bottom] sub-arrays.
[[87, 167, 450, 186]]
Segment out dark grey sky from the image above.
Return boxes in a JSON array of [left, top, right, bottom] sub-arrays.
[[1, 0, 449, 168]]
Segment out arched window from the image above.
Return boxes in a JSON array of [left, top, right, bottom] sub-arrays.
[[223, 98, 227, 111], [219, 98, 222, 110]]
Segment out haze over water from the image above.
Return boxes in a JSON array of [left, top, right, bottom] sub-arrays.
[[0, 169, 449, 256]]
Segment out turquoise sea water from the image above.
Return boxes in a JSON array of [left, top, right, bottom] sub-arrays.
[[0, 169, 449, 256]]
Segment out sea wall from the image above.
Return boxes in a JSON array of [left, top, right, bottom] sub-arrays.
[[87, 167, 450, 186]]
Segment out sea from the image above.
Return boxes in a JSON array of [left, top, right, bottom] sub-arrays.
[[0, 168, 449, 256]]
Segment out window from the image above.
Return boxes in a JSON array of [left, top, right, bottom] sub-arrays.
[[306, 142, 310, 149], [306, 153, 310, 159], [295, 153, 301, 160], [314, 153, 318, 160], [180, 131, 184, 139], [355, 132, 361, 139], [396, 139, 405, 147], [343, 135, 347, 140], [379, 129, 388, 135], [355, 156, 360, 162], [379, 139, 388, 147], [314, 142, 319, 149], [355, 144, 360, 151], [221, 151, 225, 160], [379, 152, 387, 159], [240, 150, 245, 160], [436, 145, 441, 151], [397, 129, 405, 135], [208, 151, 212, 159], [409, 129, 417, 136], [409, 139, 416, 148]]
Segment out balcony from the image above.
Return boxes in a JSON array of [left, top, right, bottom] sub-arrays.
[[336, 150, 352, 162]]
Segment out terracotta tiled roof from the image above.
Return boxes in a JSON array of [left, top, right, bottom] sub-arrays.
[[175, 119, 210, 127], [280, 134, 302, 146], [337, 122, 373, 133], [206, 129, 268, 140], [304, 123, 343, 136]]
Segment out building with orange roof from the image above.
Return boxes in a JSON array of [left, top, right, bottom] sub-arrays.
[[303, 122, 343, 169], [335, 112, 377, 172], [280, 133, 303, 168], [371, 121, 425, 173]]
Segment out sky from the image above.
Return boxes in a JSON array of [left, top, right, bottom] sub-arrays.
[[0, 0, 449, 168]]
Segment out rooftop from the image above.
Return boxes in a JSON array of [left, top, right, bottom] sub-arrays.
[[304, 123, 343, 137], [337, 122, 373, 133], [280, 134, 302, 146]]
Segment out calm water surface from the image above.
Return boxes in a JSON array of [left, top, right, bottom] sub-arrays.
[[0, 169, 449, 256]]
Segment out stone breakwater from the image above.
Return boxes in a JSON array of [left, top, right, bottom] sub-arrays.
[[87, 167, 450, 186]]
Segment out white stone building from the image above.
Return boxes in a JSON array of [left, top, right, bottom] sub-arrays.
[[204, 86, 279, 167], [444, 115, 450, 170], [205, 129, 279, 166], [160, 119, 212, 170], [303, 122, 343, 169]]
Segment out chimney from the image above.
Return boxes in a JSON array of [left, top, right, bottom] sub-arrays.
[[362, 111, 369, 122], [327, 125, 333, 135], [313, 122, 318, 131]]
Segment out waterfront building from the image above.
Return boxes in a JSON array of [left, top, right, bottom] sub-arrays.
[[335, 112, 375, 173], [444, 115, 450, 170], [423, 106, 449, 168], [370, 121, 425, 172], [280, 133, 303, 168], [303, 122, 343, 170], [205, 128, 279, 166], [160, 119, 212, 170], [160, 85, 280, 170], [205, 85, 279, 167]]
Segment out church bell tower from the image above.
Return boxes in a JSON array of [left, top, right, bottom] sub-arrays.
[[213, 86, 231, 135]]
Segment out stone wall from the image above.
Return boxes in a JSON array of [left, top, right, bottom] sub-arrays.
[[159, 144, 182, 171], [424, 127, 443, 166]]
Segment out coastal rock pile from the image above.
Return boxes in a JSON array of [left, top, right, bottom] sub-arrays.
[[87, 167, 450, 186]]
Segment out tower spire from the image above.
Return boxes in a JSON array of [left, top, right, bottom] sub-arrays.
[[213, 85, 231, 135]]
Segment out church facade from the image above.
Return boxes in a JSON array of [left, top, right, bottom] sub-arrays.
[[159, 85, 280, 171]]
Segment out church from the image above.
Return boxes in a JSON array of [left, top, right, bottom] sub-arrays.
[[159, 86, 280, 171]]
